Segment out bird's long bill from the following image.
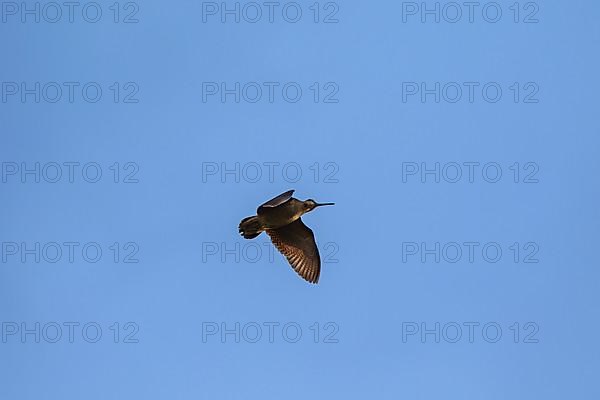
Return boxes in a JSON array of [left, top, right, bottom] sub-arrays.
[[315, 202, 335, 207]]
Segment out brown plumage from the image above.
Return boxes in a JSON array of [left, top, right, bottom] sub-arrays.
[[267, 219, 321, 283], [238, 190, 334, 284]]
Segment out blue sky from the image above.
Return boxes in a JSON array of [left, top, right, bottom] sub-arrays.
[[1, 1, 599, 399]]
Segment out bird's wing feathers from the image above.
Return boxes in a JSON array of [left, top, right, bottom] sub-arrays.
[[258, 189, 294, 212], [267, 218, 321, 284]]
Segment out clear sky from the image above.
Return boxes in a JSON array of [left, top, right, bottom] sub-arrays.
[[1, 1, 599, 399]]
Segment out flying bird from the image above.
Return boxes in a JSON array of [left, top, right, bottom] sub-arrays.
[[238, 190, 334, 284]]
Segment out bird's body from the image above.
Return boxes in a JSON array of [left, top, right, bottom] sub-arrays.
[[238, 190, 334, 284], [257, 198, 306, 228]]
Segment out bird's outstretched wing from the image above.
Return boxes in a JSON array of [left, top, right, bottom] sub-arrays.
[[258, 189, 294, 213], [267, 218, 321, 284]]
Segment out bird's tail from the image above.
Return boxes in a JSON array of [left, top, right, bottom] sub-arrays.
[[238, 216, 264, 239]]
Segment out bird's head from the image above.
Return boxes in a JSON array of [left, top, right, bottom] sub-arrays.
[[302, 199, 335, 213]]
